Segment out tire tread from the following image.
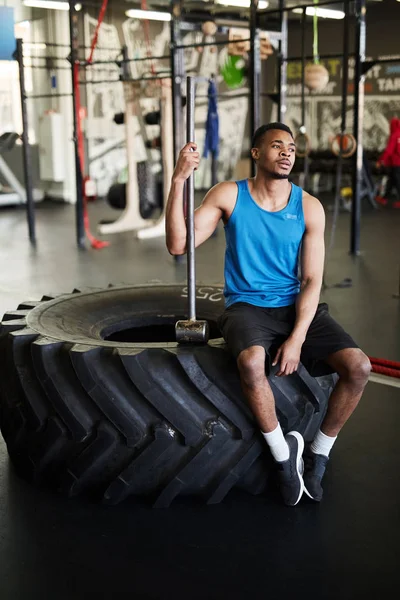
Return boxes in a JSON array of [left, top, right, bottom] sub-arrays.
[[0, 287, 337, 507]]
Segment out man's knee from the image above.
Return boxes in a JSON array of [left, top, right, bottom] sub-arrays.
[[337, 349, 371, 386], [237, 346, 266, 385]]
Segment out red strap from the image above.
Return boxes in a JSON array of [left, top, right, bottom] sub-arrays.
[[87, 0, 109, 65]]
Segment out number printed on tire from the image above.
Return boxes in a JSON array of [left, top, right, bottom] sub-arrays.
[[181, 286, 224, 302]]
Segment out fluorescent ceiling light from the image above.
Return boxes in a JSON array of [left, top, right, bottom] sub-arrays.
[[23, 0, 82, 9], [292, 7, 345, 19], [217, 0, 269, 8], [125, 9, 171, 21], [23, 0, 69, 9]]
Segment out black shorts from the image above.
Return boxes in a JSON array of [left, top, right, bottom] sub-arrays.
[[217, 302, 359, 376]]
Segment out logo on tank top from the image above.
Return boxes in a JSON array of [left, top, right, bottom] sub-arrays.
[[286, 214, 298, 220]]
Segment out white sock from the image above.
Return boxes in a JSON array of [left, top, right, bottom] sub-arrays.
[[311, 429, 337, 457], [262, 424, 289, 462]]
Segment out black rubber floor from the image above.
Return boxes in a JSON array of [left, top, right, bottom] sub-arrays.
[[0, 382, 398, 599], [0, 197, 399, 598]]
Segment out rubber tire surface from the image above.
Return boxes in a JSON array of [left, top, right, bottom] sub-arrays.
[[0, 284, 337, 507]]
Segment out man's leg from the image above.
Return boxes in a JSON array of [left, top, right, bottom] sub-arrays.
[[384, 170, 394, 199], [237, 345, 305, 506], [237, 345, 278, 433], [300, 302, 371, 501], [376, 169, 394, 206], [321, 347, 371, 436], [304, 347, 371, 501]]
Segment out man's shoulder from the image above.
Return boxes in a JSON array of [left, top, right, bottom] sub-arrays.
[[203, 180, 238, 207], [301, 190, 323, 207], [213, 180, 238, 194], [301, 191, 325, 228]]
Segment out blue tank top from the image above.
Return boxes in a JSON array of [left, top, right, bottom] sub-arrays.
[[223, 179, 305, 308]]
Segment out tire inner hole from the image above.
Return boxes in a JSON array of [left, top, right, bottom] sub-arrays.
[[102, 316, 221, 343]]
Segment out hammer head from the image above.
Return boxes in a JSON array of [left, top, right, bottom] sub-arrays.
[[175, 319, 210, 344]]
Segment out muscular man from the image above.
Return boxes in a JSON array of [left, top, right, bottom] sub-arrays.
[[166, 122, 371, 506]]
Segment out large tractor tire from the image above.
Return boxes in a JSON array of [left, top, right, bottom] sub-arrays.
[[0, 284, 337, 508]]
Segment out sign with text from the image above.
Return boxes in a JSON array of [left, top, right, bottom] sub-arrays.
[[286, 57, 400, 96]]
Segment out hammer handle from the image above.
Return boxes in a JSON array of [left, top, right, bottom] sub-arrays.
[[186, 76, 196, 321]]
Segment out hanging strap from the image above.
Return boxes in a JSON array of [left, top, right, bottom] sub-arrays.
[[73, 0, 110, 249], [313, 0, 320, 64], [87, 0, 109, 64], [141, 0, 157, 77]]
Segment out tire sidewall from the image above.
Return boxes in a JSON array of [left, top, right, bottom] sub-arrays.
[[25, 283, 226, 349]]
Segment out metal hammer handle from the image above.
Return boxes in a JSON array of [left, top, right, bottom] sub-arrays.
[[186, 76, 196, 321], [174, 76, 209, 345]]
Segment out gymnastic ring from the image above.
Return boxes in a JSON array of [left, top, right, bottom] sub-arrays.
[[331, 133, 357, 159], [294, 131, 311, 158]]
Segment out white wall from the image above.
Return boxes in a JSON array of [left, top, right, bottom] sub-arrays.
[[0, 2, 76, 203]]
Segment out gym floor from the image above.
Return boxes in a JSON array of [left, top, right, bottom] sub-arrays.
[[0, 196, 399, 599]]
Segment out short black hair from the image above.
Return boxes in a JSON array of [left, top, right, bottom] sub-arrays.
[[251, 122, 294, 149]]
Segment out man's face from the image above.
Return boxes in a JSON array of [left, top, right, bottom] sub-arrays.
[[251, 129, 296, 179]]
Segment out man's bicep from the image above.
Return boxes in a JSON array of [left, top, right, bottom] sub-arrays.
[[193, 182, 235, 246], [301, 202, 325, 281], [193, 201, 223, 245]]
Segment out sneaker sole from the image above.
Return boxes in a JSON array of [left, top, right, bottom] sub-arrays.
[[286, 431, 305, 506], [304, 486, 322, 502], [304, 480, 323, 501], [304, 470, 323, 502]]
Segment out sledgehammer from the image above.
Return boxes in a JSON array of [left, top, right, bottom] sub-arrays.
[[175, 76, 210, 344]]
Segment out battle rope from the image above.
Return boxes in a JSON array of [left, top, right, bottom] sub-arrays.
[[369, 356, 400, 369], [369, 364, 400, 379], [367, 355, 400, 379], [73, 0, 110, 249]]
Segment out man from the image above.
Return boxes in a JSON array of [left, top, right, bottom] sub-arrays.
[[376, 117, 400, 208], [166, 122, 371, 506]]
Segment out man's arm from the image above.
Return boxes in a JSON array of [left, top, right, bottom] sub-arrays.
[[292, 194, 325, 342], [273, 194, 325, 375], [165, 143, 233, 255]]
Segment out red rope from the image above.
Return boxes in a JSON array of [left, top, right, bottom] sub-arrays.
[[73, 0, 110, 249], [369, 356, 400, 370], [370, 364, 400, 379]]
